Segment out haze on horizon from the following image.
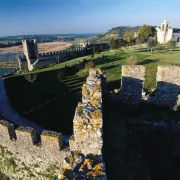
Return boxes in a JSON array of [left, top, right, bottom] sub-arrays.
[[0, 0, 180, 37]]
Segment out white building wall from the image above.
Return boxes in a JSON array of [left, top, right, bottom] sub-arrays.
[[172, 33, 180, 42], [165, 28, 173, 43], [156, 20, 180, 44]]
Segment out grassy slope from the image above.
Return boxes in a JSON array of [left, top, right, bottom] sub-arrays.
[[25, 46, 180, 89], [4, 47, 180, 133]]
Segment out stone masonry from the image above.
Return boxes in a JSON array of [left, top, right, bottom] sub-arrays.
[[0, 119, 68, 179], [149, 66, 180, 107], [59, 68, 107, 179], [18, 39, 109, 72], [119, 65, 145, 105]]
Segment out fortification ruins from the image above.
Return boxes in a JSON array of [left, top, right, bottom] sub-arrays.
[[1, 64, 180, 179], [17, 39, 109, 71]]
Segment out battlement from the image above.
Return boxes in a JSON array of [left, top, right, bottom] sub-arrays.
[[112, 65, 180, 107], [38, 47, 86, 58], [18, 39, 109, 71], [0, 117, 67, 172], [0, 118, 63, 149]]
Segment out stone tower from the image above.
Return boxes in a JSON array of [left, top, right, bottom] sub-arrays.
[[22, 39, 38, 71]]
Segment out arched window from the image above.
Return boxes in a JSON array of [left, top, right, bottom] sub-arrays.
[[166, 24, 169, 31], [162, 24, 164, 31], [177, 37, 180, 42]]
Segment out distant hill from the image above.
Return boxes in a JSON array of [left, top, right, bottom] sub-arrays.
[[91, 26, 141, 43]]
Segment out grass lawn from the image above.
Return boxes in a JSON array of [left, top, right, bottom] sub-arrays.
[[16, 46, 180, 90], [4, 46, 180, 133]]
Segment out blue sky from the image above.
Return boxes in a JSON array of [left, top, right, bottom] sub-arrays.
[[0, 0, 180, 37]]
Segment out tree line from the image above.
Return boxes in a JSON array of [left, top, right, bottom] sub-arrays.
[[109, 24, 177, 52]]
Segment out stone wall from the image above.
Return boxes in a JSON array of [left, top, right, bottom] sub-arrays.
[[108, 65, 180, 108], [59, 68, 107, 179], [150, 66, 180, 107], [119, 65, 145, 105], [0, 119, 68, 179], [18, 40, 109, 71]]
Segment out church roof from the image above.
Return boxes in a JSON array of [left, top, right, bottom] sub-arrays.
[[173, 28, 180, 33]]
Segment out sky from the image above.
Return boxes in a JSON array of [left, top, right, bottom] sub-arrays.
[[0, 0, 180, 37]]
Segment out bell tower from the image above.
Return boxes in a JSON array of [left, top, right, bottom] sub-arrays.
[[160, 19, 170, 43], [161, 19, 170, 31]]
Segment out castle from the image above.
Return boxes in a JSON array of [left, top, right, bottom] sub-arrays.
[[156, 19, 180, 44], [18, 40, 109, 71], [1, 64, 180, 179]]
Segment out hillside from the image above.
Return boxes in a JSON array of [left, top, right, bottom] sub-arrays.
[[93, 26, 140, 43]]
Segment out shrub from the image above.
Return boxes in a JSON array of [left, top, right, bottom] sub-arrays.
[[77, 61, 95, 77], [127, 56, 137, 66], [85, 61, 95, 70], [57, 70, 64, 82]]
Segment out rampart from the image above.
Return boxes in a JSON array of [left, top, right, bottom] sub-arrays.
[[0, 118, 68, 179], [1, 65, 180, 179], [18, 40, 109, 71], [0, 68, 107, 179], [112, 65, 180, 107], [59, 68, 107, 179]]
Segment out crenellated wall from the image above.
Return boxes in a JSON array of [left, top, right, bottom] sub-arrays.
[[114, 65, 180, 107], [119, 65, 145, 105], [154, 66, 180, 106], [2, 65, 180, 179], [0, 119, 68, 179], [18, 40, 109, 71]]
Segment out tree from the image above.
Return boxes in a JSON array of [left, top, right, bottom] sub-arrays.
[[137, 25, 156, 44], [55, 55, 60, 64], [147, 39, 158, 52], [123, 31, 134, 45], [109, 38, 121, 49], [166, 40, 176, 53], [24, 73, 37, 94]]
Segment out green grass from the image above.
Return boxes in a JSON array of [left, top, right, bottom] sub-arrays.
[[5, 47, 180, 132], [14, 47, 180, 90]]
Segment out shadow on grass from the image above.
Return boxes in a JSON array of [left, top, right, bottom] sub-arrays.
[[138, 59, 158, 65], [103, 65, 117, 70], [4, 66, 86, 134]]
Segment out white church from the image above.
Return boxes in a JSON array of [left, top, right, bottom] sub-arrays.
[[156, 19, 180, 44]]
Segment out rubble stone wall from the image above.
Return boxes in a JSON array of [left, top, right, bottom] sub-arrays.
[[119, 65, 145, 105], [112, 65, 180, 107], [154, 66, 180, 106], [18, 39, 109, 71], [60, 68, 107, 179], [0, 119, 68, 179]]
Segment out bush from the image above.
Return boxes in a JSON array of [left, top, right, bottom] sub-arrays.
[[77, 61, 95, 77], [85, 61, 95, 70], [127, 56, 137, 65], [57, 70, 64, 82]]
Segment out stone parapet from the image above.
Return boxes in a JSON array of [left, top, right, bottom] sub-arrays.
[[148, 66, 180, 107], [119, 65, 145, 105], [60, 68, 106, 179], [41, 130, 63, 151]]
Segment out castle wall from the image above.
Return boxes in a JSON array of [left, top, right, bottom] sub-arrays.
[[119, 65, 145, 105], [60, 68, 107, 179], [34, 47, 91, 69], [0, 119, 68, 179], [70, 68, 105, 155], [19, 40, 109, 71], [154, 66, 180, 107]]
